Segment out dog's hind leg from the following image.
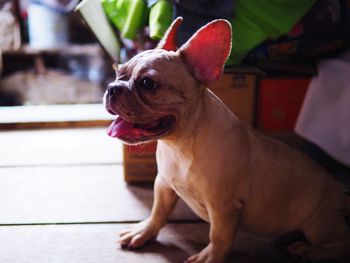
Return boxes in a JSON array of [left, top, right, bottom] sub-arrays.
[[289, 209, 350, 262]]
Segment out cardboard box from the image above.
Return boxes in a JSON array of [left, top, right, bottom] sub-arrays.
[[257, 78, 310, 132], [207, 70, 257, 125], [123, 70, 258, 183]]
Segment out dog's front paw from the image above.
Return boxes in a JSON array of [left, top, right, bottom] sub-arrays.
[[118, 219, 159, 249], [184, 243, 226, 263]]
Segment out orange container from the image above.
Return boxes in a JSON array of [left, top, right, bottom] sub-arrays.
[[257, 78, 310, 132]]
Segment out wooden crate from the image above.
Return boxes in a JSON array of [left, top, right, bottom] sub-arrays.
[[123, 142, 157, 183]]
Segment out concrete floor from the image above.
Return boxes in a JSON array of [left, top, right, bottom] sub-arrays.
[[0, 128, 348, 263]]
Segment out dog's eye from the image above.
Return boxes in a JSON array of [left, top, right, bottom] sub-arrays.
[[140, 77, 157, 90]]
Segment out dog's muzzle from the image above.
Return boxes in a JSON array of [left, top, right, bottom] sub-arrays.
[[107, 83, 123, 98]]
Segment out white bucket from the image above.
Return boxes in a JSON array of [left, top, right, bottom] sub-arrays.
[[28, 4, 69, 49]]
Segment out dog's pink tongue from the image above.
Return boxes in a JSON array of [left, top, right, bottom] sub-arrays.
[[107, 117, 134, 138]]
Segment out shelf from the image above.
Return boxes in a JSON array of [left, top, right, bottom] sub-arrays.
[[0, 104, 114, 130], [3, 44, 102, 56], [2, 44, 103, 56]]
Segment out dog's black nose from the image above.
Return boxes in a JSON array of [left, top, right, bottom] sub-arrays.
[[107, 84, 122, 97]]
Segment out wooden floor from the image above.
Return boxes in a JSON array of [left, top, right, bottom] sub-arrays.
[[0, 126, 348, 263]]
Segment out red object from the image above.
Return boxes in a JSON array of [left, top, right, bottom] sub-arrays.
[[258, 78, 310, 132]]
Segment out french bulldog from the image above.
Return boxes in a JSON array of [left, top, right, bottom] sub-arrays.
[[104, 17, 350, 263]]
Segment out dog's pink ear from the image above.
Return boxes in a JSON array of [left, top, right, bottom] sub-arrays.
[[157, 17, 183, 51], [179, 19, 232, 84]]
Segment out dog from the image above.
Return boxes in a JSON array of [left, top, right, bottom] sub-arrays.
[[104, 17, 350, 263]]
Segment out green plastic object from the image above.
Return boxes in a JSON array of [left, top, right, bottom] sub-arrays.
[[101, 0, 123, 31], [149, 0, 173, 40], [102, 0, 148, 39], [227, 0, 317, 65], [122, 0, 148, 39]]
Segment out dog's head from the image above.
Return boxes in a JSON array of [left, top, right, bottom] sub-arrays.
[[104, 17, 232, 144]]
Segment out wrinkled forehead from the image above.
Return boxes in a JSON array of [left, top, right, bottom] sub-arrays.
[[118, 49, 178, 76]]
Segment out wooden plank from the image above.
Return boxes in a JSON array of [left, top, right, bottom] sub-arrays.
[[0, 224, 207, 263], [0, 104, 114, 130], [0, 128, 122, 166], [0, 223, 294, 263], [0, 165, 197, 224]]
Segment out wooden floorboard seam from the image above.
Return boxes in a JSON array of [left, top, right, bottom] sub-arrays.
[[0, 219, 204, 227], [0, 162, 123, 169]]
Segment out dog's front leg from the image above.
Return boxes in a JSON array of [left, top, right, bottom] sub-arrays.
[[119, 175, 178, 249], [185, 207, 239, 263]]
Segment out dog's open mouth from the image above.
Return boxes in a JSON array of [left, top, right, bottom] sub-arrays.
[[107, 115, 175, 143]]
